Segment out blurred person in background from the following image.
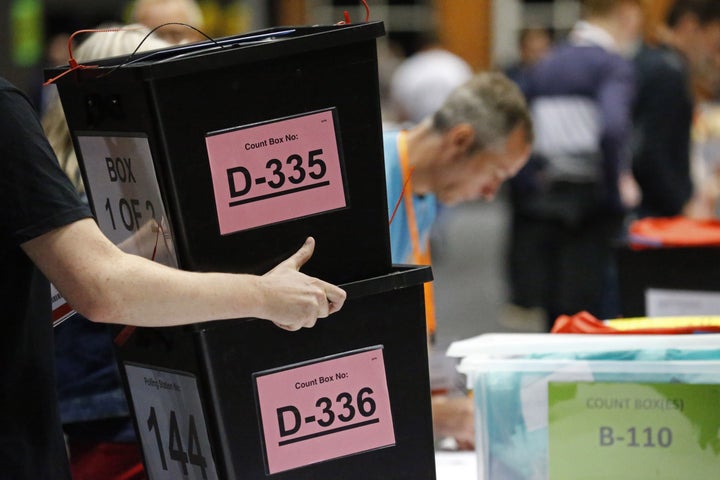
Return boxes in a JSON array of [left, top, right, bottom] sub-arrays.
[[504, 26, 554, 91], [384, 71, 533, 449], [129, 0, 205, 43], [632, 0, 720, 219], [386, 72, 533, 261], [386, 32, 474, 340], [500, 26, 553, 331], [30, 31, 73, 114], [506, 0, 643, 330], [388, 32, 473, 127]]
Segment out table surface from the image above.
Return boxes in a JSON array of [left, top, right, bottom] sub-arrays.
[[435, 451, 477, 480]]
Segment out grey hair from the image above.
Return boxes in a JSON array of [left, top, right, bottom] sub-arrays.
[[432, 71, 533, 152]]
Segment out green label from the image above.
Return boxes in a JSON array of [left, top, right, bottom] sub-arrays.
[[548, 382, 720, 480], [11, 0, 43, 66]]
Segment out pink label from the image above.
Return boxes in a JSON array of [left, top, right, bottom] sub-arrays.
[[205, 109, 347, 234], [254, 347, 395, 474]]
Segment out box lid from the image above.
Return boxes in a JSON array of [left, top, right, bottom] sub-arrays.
[[45, 22, 386, 83], [447, 332, 720, 358]]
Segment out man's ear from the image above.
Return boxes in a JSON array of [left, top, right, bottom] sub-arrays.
[[446, 123, 475, 156]]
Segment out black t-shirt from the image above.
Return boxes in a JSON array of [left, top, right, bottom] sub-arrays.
[[0, 77, 92, 479]]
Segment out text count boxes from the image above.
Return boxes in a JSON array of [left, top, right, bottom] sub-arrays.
[[548, 381, 720, 480]]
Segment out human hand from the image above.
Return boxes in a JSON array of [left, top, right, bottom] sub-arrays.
[[261, 237, 346, 331], [432, 394, 476, 450], [682, 197, 715, 220], [618, 171, 641, 210]]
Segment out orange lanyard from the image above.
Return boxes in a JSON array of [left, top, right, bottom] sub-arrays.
[[397, 130, 422, 262], [396, 131, 436, 335]]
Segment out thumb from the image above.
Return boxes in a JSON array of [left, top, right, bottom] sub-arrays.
[[281, 236, 315, 271]]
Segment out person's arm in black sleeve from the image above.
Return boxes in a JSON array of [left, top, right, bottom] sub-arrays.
[[597, 55, 635, 212], [632, 60, 692, 216]]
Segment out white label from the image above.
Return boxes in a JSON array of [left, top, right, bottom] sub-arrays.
[[646, 288, 720, 317], [124, 363, 219, 480], [76, 135, 177, 267], [50, 282, 74, 326]]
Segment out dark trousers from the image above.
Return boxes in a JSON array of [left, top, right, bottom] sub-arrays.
[[508, 209, 624, 330]]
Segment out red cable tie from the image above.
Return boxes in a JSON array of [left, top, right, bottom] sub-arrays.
[[151, 221, 162, 261], [44, 26, 143, 86], [43, 64, 98, 86], [362, 0, 370, 21], [389, 165, 416, 225], [114, 325, 137, 347]]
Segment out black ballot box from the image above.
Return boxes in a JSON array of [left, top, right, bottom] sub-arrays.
[[48, 21, 438, 480], [617, 245, 720, 317], [47, 21, 391, 284], [117, 266, 436, 480]]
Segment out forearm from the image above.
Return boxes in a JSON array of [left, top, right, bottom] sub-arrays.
[[23, 218, 343, 329], [24, 219, 264, 325], [82, 254, 268, 326]]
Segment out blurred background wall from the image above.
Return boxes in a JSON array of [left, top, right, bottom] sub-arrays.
[[2, 0, 674, 98]]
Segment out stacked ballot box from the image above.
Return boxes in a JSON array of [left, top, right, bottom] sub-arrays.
[[48, 22, 392, 284], [49, 22, 437, 480], [119, 266, 435, 480]]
